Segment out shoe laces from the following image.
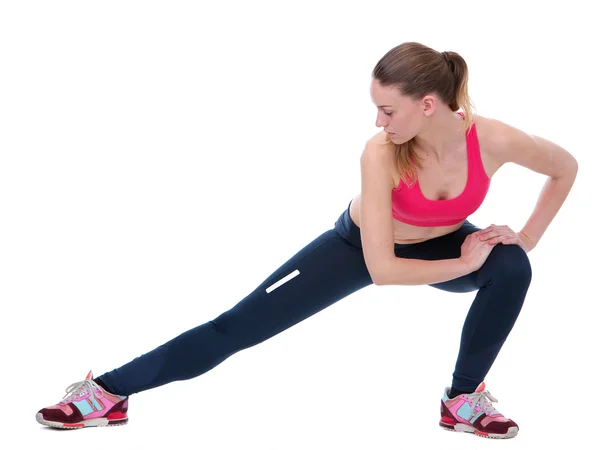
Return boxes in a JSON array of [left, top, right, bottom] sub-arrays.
[[60, 378, 104, 405], [465, 389, 499, 416]]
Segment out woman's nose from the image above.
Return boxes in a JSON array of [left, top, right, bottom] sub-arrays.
[[375, 116, 387, 128]]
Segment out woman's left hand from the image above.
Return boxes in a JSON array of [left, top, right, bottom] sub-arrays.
[[477, 224, 535, 253]]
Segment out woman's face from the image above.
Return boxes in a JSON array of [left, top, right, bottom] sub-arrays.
[[370, 78, 423, 144]]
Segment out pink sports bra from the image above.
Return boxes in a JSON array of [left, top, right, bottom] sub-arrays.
[[391, 114, 490, 227]]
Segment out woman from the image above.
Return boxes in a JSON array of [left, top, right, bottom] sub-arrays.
[[36, 42, 578, 439]]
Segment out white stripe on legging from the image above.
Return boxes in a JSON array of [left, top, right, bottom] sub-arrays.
[[266, 269, 300, 293]]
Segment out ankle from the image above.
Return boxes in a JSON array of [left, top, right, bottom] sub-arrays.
[[448, 387, 471, 399], [93, 377, 113, 394]]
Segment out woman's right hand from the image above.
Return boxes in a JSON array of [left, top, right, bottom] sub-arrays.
[[460, 231, 498, 272]]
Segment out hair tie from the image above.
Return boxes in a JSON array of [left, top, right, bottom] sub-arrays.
[[441, 51, 451, 65]]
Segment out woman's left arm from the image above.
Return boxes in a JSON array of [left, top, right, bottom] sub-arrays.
[[483, 120, 579, 251]]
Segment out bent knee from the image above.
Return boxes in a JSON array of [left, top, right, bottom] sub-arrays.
[[481, 244, 532, 285]]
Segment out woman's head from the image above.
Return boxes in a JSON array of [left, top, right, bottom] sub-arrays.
[[370, 42, 475, 184]]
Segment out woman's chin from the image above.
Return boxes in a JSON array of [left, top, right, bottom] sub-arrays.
[[386, 134, 406, 145]]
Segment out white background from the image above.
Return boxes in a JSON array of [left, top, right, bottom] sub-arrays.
[[1, 0, 597, 448]]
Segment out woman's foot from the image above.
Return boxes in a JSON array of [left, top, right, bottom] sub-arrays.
[[439, 381, 519, 439], [36, 370, 129, 429]]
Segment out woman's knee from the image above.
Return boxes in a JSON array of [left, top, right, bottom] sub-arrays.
[[479, 244, 532, 287]]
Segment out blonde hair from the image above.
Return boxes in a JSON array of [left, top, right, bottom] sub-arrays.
[[372, 42, 476, 185]]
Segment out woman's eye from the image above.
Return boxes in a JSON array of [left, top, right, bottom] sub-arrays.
[[384, 111, 392, 116]]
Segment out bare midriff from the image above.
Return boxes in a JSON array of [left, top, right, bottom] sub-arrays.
[[348, 193, 465, 244]]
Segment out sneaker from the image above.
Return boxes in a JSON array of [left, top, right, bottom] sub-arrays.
[[36, 370, 129, 429], [439, 381, 519, 439]]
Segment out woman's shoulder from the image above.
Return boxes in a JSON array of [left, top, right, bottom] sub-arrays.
[[472, 114, 518, 150], [471, 114, 495, 141], [471, 114, 512, 177], [364, 131, 396, 161]]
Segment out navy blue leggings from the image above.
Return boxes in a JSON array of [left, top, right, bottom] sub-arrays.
[[97, 201, 532, 396]]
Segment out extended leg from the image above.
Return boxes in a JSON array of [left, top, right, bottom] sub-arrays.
[[96, 228, 374, 396]]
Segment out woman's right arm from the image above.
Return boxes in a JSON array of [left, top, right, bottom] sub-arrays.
[[376, 257, 471, 286], [359, 142, 492, 286]]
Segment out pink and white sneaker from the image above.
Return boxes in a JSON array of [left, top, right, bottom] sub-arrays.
[[36, 370, 129, 429], [439, 381, 519, 439]]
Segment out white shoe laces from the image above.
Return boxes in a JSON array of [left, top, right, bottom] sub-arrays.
[[60, 379, 105, 404], [465, 389, 500, 416]]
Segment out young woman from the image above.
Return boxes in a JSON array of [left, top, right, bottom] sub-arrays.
[[36, 42, 578, 439]]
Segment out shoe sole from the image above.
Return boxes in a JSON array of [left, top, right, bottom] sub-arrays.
[[36, 412, 128, 429], [439, 420, 518, 439]]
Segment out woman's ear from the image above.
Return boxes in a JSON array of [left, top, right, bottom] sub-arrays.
[[421, 94, 437, 117]]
